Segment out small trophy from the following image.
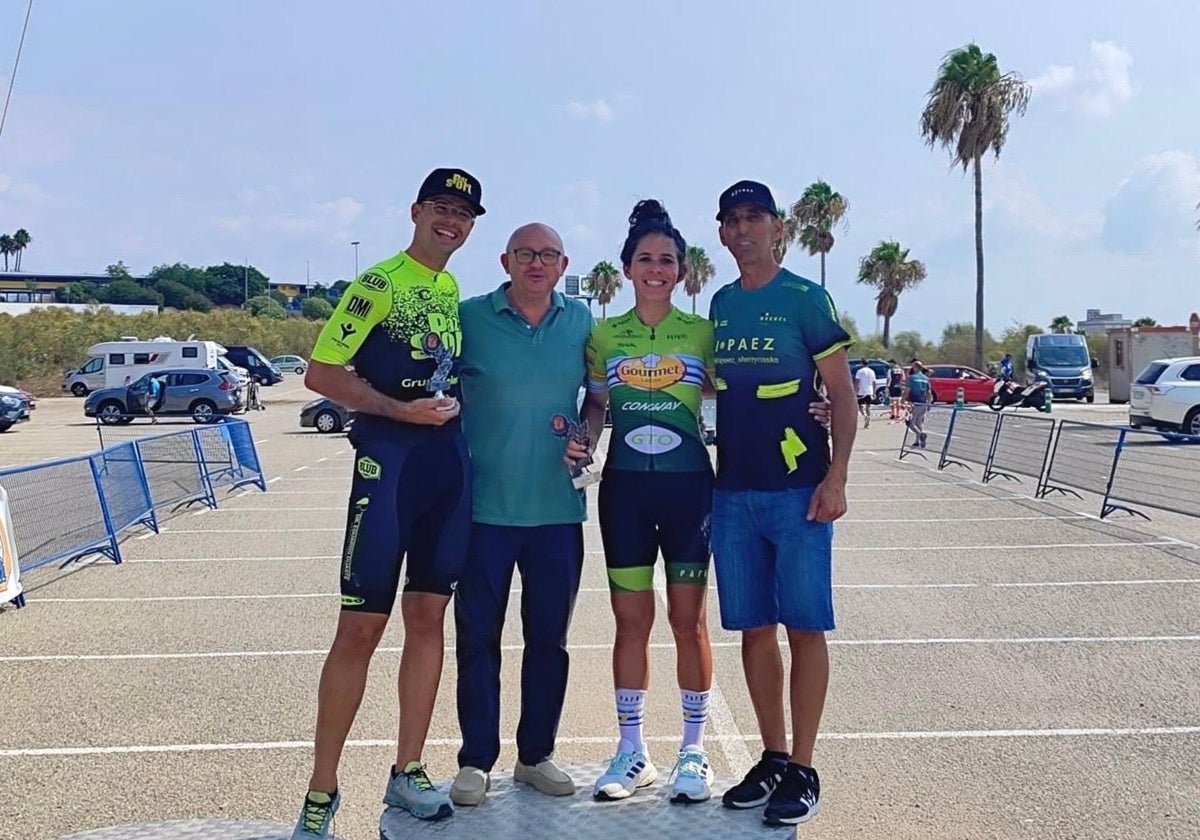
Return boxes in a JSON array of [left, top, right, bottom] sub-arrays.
[[551, 413, 600, 489], [422, 331, 456, 409]]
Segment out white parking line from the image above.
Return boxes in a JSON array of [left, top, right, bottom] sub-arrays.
[[3, 726, 1198, 758], [833, 541, 1182, 552], [141, 528, 342, 534], [5, 635, 1195, 663], [124, 555, 338, 564], [27, 578, 1200, 604]]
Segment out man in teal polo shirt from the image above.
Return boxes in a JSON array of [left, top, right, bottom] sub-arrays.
[[450, 222, 594, 806]]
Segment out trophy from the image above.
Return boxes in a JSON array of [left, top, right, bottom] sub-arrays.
[[551, 413, 600, 489], [422, 331, 456, 409]]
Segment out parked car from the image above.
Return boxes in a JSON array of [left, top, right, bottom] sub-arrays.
[[700, 397, 717, 445], [0, 392, 24, 432], [849, 358, 892, 402], [84, 369, 243, 425], [300, 397, 353, 433], [918, 364, 997, 404], [271, 354, 309, 375], [1128, 356, 1200, 436], [0, 385, 33, 426], [223, 345, 284, 385]]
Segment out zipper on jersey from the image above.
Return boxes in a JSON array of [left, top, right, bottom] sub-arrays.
[[649, 326, 656, 472]]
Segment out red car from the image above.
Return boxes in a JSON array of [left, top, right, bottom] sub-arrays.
[[908, 364, 996, 404]]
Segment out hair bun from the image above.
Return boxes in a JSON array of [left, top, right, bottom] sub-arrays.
[[628, 199, 671, 230]]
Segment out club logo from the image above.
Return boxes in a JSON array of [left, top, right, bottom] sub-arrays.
[[356, 456, 381, 480], [358, 273, 388, 292]]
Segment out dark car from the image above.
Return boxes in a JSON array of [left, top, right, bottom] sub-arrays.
[[83, 369, 243, 424], [300, 397, 354, 433], [222, 345, 284, 386]]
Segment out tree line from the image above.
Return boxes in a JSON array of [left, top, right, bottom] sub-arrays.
[[51, 261, 335, 321]]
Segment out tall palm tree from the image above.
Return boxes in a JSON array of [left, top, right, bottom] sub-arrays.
[[1049, 315, 1073, 334], [920, 43, 1031, 370], [773, 210, 797, 265], [684, 245, 715, 314], [790, 180, 848, 289], [12, 229, 31, 271], [857, 240, 927, 348], [0, 234, 14, 271], [583, 260, 622, 319]]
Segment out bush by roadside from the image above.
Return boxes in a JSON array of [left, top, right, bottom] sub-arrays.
[[0, 308, 325, 396]]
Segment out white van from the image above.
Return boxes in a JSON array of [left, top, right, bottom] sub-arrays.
[[62, 337, 226, 395]]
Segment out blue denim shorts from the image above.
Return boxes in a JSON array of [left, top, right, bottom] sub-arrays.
[[710, 487, 834, 632]]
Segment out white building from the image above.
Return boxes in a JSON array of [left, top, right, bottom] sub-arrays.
[[1076, 308, 1131, 336]]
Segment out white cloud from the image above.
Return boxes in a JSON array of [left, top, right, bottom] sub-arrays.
[[568, 98, 615, 123], [213, 195, 364, 242], [1102, 150, 1200, 253], [985, 164, 1102, 243], [565, 179, 601, 207], [1031, 41, 1134, 119]]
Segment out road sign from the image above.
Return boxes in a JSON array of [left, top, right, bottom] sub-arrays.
[[564, 275, 580, 296], [1189, 312, 1199, 335]]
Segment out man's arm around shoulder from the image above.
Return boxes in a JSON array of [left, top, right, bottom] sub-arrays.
[[809, 348, 857, 522]]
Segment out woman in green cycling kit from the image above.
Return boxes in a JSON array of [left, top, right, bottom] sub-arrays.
[[574, 199, 717, 803]]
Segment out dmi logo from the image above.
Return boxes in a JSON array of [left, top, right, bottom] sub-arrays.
[[624, 424, 682, 455], [345, 295, 373, 320]]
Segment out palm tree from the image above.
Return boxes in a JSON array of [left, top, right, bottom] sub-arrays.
[[684, 245, 716, 314], [773, 209, 797, 264], [857, 240, 927, 348], [1132, 316, 1157, 327], [583, 260, 622, 319], [0, 234, 14, 271], [12, 229, 31, 271], [789, 180, 848, 288], [1048, 315, 1074, 334], [920, 43, 1031, 370]]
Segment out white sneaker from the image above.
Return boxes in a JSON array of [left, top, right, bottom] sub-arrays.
[[449, 766, 490, 806], [669, 745, 713, 803], [592, 747, 656, 800]]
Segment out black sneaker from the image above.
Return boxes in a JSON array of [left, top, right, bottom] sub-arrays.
[[720, 750, 787, 809], [763, 763, 821, 826]]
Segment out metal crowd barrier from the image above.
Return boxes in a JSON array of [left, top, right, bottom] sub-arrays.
[[0, 418, 266, 608], [899, 408, 1200, 521]]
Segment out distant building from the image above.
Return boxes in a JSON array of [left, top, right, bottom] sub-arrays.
[[0, 271, 146, 303], [1077, 308, 1131, 336]]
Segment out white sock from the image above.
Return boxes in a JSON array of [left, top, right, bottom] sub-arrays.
[[681, 689, 710, 749], [615, 688, 646, 753]]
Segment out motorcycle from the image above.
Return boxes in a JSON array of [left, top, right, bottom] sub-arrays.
[[988, 376, 1051, 412]]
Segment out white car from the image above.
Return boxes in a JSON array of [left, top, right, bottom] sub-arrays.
[[1128, 356, 1200, 436], [271, 354, 308, 375]]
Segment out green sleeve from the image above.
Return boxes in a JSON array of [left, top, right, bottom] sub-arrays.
[[310, 271, 392, 365], [584, 325, 607, 392]]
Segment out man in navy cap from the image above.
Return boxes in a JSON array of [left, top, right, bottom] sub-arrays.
[[291, 167, 485, 837], [707, 179, 858, 828]]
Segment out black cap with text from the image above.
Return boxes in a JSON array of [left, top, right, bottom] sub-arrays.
[[716, 179, 778, 221], [417, 168, 486, 216]]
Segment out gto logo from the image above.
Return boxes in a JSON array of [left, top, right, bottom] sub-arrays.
[[616, 353, 685, 390], [445, 173, 473, 194], [625, 424, 682, 455]]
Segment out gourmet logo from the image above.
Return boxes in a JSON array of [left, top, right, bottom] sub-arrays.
[[615, 353, 685, 390]]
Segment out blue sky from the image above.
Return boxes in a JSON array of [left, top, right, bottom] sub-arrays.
[[2, 0, 1198, 339]]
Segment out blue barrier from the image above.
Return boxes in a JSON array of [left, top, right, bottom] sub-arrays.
[[0, 418, 266, 605]]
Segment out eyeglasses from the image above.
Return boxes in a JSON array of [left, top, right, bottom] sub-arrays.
[[509, 248, 564, 266], [422, 200, 476, 222]]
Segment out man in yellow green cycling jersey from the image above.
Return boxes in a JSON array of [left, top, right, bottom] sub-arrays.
[[290, 168, 483, 838]]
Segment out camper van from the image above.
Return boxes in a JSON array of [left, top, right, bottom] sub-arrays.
[[1025, 333, 1096, 402], [62, 337, 226, 395]]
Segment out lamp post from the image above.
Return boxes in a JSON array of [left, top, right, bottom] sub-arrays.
[[351, 241, 361, 279], [243, 260, 249, 307]]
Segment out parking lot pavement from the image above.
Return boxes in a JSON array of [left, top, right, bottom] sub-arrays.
[[1, 384, 1197, 839]]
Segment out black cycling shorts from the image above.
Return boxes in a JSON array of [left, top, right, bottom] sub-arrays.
[[597, 469, 712, 592], [338, 431, 472, 614]]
